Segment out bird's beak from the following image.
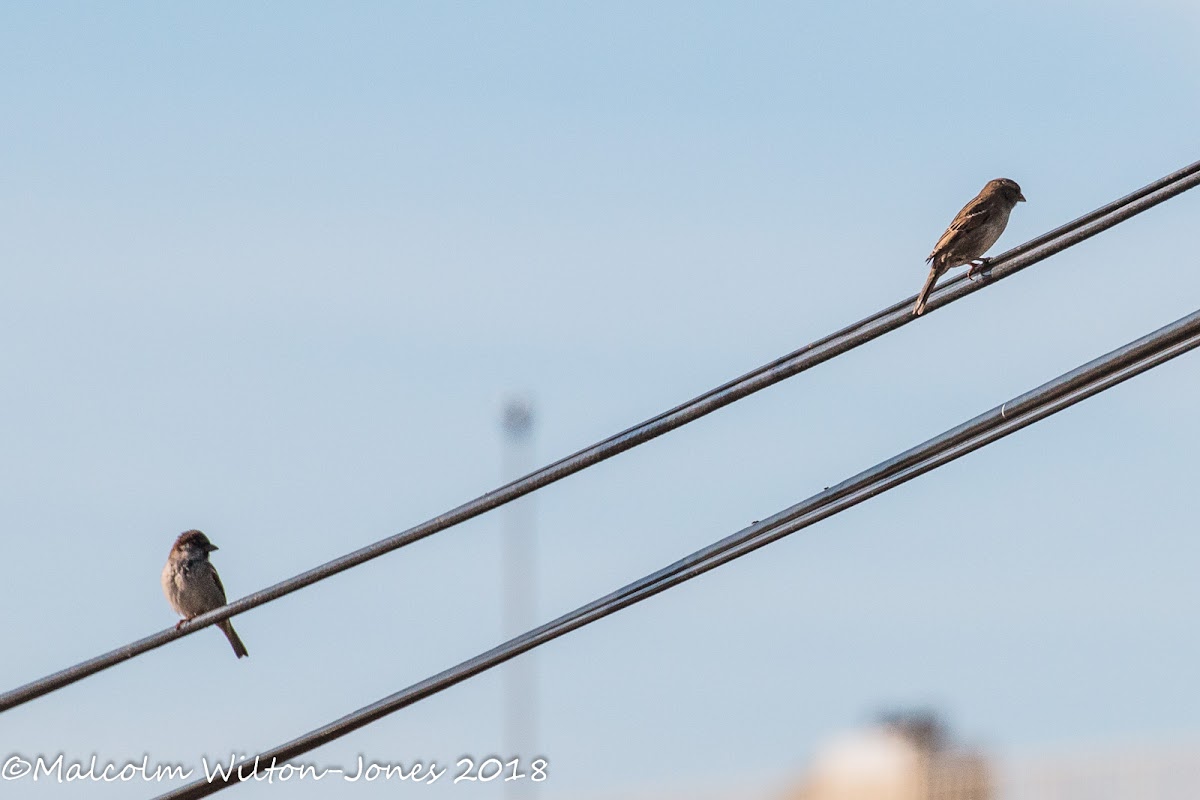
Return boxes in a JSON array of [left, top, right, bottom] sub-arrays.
[[1018, 193, 1026, 202], [207, 543, 220, 552]]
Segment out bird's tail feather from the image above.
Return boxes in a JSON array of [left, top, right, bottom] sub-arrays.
[[912, 265, 942, 316], [219, 620, 250, 659]]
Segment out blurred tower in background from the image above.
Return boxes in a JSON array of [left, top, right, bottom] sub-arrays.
[[501, 396, 538, 798]]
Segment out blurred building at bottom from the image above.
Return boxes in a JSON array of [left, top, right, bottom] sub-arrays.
[[579, 712, 1200, 800], [787, 712, 990, 800]]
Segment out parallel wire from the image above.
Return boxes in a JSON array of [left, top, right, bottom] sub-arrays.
[[3, 160, 1198, 713], [155, 305, 1200, 799]]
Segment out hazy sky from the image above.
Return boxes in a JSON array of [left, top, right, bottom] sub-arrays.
[[2, 2, 1199, 798]]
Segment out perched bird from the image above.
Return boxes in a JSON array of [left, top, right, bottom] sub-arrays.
[[913, 178, 1026, 316], [161, 530, 249, 658]]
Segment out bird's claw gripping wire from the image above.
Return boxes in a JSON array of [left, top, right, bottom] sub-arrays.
[[967, 257, 993, 282]]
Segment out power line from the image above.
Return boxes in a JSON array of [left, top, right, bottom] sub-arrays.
[[153, 304, 1200, 799], [2, 160, 1198, 714]]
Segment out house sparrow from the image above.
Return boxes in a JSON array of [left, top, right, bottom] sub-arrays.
[[913, 178, 1026, 316], [161, 530, 249, 658]]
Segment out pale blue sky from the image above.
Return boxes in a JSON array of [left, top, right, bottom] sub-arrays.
[[2, 2, 1199, 798]]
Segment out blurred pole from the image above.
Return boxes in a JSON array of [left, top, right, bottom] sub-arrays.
[[501, 397, 537, 798]]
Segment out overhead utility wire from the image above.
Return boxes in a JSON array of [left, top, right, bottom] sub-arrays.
[[4, 160, 1199, 715], [156, 304, 1200, 800]]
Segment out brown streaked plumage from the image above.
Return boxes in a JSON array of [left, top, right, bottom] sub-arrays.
[[161, 529, 249, 658], [913, 178, 1026, 316]]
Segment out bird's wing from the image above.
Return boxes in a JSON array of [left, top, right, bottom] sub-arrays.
[[927, 194, 993, 261], [209, 565, 229, 604]]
